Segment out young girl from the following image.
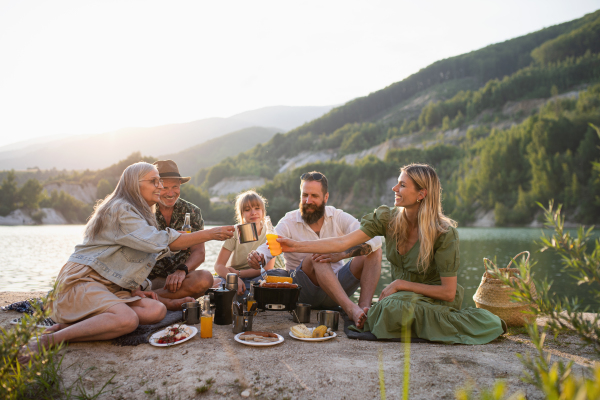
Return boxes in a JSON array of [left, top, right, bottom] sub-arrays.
[[214, 190, 284, 294]]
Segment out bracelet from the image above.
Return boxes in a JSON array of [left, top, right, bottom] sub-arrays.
[[175, 264, 189, 275]]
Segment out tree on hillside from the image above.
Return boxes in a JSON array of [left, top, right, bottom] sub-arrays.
[[0, 171, 18, 216], [96, 179, 114, 200], [19, 179, 44, 209]]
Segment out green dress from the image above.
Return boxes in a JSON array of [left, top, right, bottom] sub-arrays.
[[358, 206, 504, 345]]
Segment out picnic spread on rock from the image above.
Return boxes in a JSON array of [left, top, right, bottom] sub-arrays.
[[9, 162, 524, 365]]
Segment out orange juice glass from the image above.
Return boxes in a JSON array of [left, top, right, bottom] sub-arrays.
[[200, 315, 213, 338], [266, 233, 282, 256]]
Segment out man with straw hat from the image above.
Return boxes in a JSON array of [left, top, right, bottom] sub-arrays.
[[148, 160, 213, 308]]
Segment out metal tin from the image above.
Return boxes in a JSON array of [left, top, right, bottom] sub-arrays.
[[225, 273, 238, 293], [236, 222, 259, 244], [292, 303, 311, 323], [317, 310, 340, 331], [181, 301, 201, 324]]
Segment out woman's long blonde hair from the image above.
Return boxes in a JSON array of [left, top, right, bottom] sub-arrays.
[[389, 163, 456, 273], [234, 190, 267, 225], [84, 162, 158, 240]]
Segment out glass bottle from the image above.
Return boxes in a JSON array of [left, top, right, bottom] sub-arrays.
[[246, 284, 256, 311], [264, 216, 282, 256], [200, 295, 213, 338], [182, 213, 192, 233]]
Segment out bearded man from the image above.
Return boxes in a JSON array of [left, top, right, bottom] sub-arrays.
[[148, 160, 214, 309], [247, 171, 382, 328]]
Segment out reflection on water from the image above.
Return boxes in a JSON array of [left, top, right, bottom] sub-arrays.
[[2, 226, 598, 310]]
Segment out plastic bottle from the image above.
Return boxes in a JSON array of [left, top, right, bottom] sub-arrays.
[[264, 216, 282, 256]]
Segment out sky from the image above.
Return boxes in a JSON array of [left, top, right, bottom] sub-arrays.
[[0, 0, 599, 148]]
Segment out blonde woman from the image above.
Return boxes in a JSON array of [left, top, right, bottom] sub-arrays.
[[278, 164, 505, 344], [214, 190, 284, 295], [20, 162, 234, 362]]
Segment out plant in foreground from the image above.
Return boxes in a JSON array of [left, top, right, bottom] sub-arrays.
[[0, 292, 65, 400], [456, 201, 600, 399]]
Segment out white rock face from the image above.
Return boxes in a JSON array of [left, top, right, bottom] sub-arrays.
[[278, 150, 337, 174], [341, 133, 422, 165], [208, 177, 267, 197], [40, 208, 69, 224], [469, 209, 495, 227], [0, 208, 68, 225], [43, 182, 97, 204]]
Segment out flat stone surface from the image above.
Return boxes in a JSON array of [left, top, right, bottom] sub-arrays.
[[2, 291, 598, 399]]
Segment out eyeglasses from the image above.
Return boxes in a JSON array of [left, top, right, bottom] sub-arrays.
[[300, 172, 324, 181], [139, 178, 164, 188]]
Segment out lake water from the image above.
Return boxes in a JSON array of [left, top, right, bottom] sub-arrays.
[[1, 225, 597, 310]]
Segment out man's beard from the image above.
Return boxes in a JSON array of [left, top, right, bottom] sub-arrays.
[[300, 201, 326, 225]]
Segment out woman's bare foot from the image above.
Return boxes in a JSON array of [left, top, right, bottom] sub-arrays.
[[160, 296, 195, 311]]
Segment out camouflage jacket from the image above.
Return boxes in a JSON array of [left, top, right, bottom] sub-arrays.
[[149, 198, 204, 279]]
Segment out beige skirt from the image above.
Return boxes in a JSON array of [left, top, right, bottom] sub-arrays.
[[49, 262, 141, 324]]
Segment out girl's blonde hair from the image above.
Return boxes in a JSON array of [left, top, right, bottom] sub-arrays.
[[84, 162, 158, 240], [234, 190, 267, 224], [389, 163, 457, 273]]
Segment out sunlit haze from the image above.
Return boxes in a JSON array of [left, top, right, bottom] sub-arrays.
[[0, 0, 599, 147]]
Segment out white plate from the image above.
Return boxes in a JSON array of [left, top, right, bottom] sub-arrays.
[[289, 328, 337, 341], [149, 325, 198, 347], [234, 332, 284, 346]]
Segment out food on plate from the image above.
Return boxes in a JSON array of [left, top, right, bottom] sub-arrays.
[[239, 335, 280, 343], [259, 282, 298, 289], [291, 324, 312, 338], [266, 276, 293, 284], [312, 325, 328, 338], [242, 331, 278, 338], [239, 331, 280, 343], [155, 324, 191, 344]]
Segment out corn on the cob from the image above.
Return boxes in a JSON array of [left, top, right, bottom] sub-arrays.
[[312, 325, 327, 338], [266, 276, 293, 284]]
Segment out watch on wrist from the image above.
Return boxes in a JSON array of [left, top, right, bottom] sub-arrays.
[[175, 264, 189, 275]]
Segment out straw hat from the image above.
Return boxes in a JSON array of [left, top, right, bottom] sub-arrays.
[[153, 160, 190, 184]]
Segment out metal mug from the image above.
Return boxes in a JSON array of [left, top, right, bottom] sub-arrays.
[[232, 314, 255, 334], [182, 301, 201, 325], [292, 303, 311, 323], [225, 273, 238, 293], [236, 222, 259, 244], [317, 310, 340, 331]]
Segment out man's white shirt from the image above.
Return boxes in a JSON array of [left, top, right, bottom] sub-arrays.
[[257, 206, 382, 275]]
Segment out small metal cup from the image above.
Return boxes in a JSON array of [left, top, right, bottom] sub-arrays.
[[317, 310, 340, 331], [236, 222, 259, 244], [292, 303, 311, 323], [225, 273, 238, 293], [182, 301, 201, 325]]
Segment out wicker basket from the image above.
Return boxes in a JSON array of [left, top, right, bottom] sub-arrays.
[[473, 251, 537, 327]]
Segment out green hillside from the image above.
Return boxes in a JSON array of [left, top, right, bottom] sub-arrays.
[[190, 9, 600, 226], [159, 126, 280, 177]]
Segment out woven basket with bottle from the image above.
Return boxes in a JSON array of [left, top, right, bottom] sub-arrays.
[[473, 251, 537, 327]]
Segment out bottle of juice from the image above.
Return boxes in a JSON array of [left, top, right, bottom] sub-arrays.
[[264, 216, 282, 256], [246, 284, 256, 310], [182, 213, 192, 233], [200, 295, 212, 338]]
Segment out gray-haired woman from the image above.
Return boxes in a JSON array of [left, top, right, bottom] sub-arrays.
[[20, 162, 234, 362]]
